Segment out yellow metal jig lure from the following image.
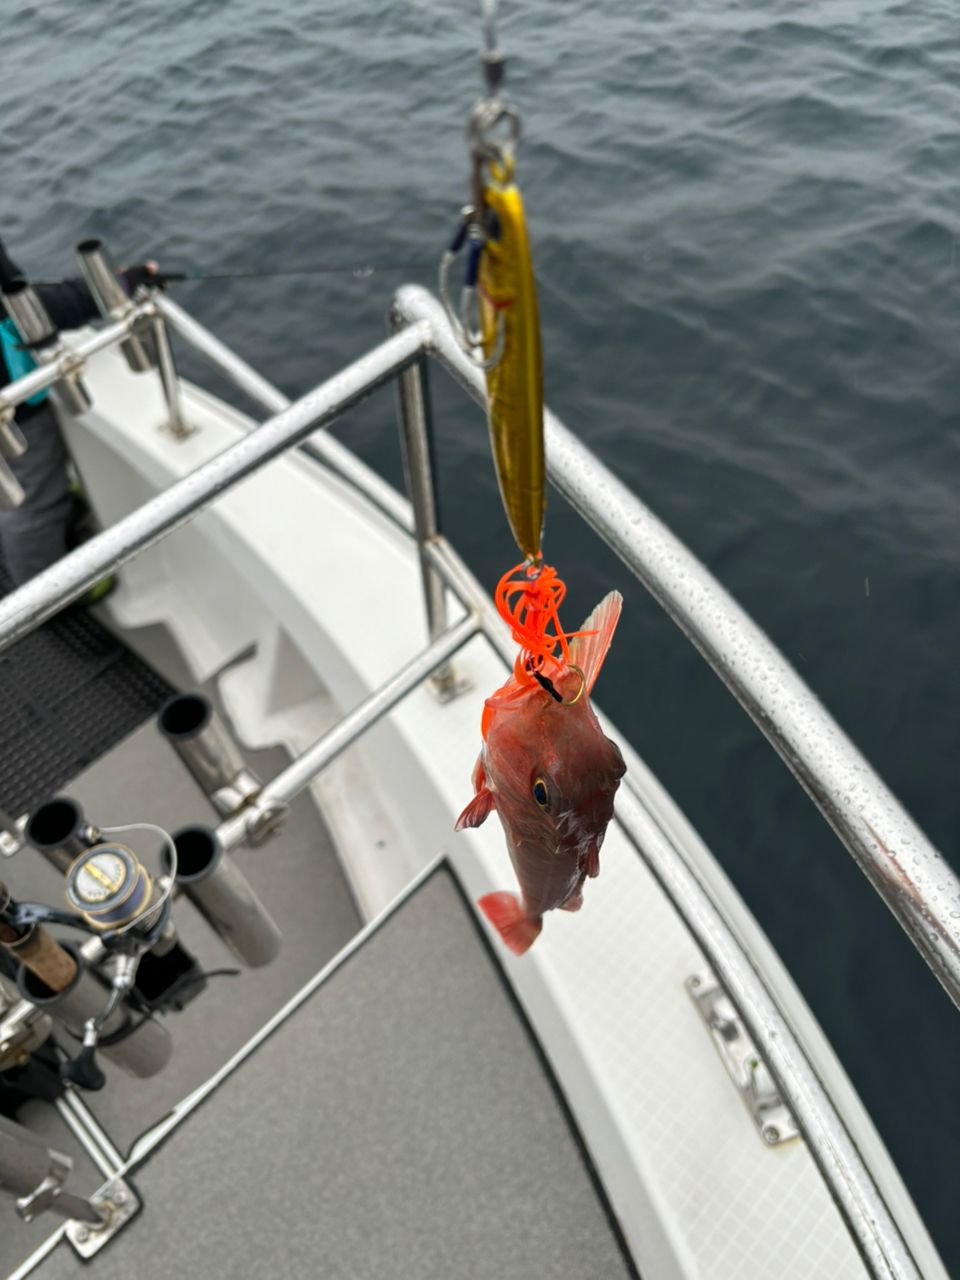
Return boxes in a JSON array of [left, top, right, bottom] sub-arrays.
[[440, 5, 545, 563], [477, 160, 544, 563]]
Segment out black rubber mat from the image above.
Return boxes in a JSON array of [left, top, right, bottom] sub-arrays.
[[0, 558, 175, 815]]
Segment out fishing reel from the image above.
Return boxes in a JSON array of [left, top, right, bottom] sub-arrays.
[[65, 842, 172, 945], [2, 830, 181, 1091], [64, 836, 182, 1088]]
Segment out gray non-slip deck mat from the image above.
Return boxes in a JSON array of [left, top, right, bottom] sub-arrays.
[[0, 555, 174, 815], [31, 866, 638, 1280]]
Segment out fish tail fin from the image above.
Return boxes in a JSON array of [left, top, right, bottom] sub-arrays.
[[477, 892, 542, 956], [569, 591, 622, 693]]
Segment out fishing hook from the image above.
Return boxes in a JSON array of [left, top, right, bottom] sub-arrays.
[[561, 665, 587, 707]]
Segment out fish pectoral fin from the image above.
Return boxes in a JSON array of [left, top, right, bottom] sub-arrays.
[[455, 787, 496, 831], [569, 591, 623, 693], [471, 754, 487, 793], [477, 892, 543, 956], [583, 840, 601, 879]]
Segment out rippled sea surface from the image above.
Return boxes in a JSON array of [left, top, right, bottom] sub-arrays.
[[2, 0, 958, 1268]]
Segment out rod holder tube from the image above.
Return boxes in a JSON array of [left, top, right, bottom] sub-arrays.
[[0, 451, 24, 510], [76, 238, 154, 372], [2, 924, 78, 993], [0, 414, 27, 461], [1, 280, 92, 416], [165, 826, 281, 967], [0, 1115, 103, 1225], [16, 943, 173, 1078], [0, 406, 27, 509], [158, 693, 255, 809], [0, 1115, 61, 1199], [25, 797, 100, 874]]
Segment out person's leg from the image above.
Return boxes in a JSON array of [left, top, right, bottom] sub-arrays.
[[0, 401, 73, 587]]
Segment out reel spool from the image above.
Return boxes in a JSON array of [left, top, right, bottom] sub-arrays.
[[65, 844, 163, 938]]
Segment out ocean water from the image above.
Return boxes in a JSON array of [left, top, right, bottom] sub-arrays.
[[2, 0, 958, 1269]]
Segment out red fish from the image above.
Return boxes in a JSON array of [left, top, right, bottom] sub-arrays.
[[456, 591, 626, 955]]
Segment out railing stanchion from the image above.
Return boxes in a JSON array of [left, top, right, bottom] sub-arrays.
[[150, 310, 189, 439], [389, 315, 461, 699]]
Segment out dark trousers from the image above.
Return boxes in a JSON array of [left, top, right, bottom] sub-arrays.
[[0, 400, 72, 588]]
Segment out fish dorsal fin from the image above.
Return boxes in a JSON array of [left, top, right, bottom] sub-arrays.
[[568, 591, 622, 694]]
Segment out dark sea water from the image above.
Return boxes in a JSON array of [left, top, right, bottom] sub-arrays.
[[2, 0, 958, 1269]]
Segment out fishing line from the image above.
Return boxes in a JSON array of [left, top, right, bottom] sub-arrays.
[[32, 259, 437, 289], [161, 260, 437, 283], [168, 260, 568, 296], [97, 820, 178, 936]]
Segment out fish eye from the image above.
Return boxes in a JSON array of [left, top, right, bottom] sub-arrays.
[[532, 777, 549, 809]]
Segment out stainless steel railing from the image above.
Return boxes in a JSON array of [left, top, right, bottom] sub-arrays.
[[400, 286, 960, 1011], [0, 270, 954, 1276], [0, 275, 956, 1011], [154, 294, 414, 531], [0, 311, 140, 418], [0, 319, 429, 641]]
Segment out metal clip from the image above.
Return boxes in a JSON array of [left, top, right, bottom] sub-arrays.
[[438, 213, 506, 370], [243, 799, 290, 847]]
